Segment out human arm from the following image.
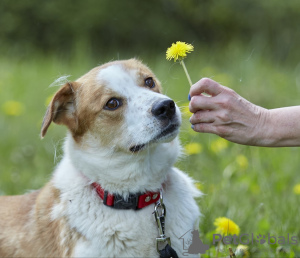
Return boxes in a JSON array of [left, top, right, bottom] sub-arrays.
[[189, 78, 300, 147]]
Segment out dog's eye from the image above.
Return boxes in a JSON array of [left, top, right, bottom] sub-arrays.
[[145, 77, 155, 88], [104, 98, 122, 110]]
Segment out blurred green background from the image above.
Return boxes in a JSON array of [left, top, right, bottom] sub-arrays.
[[1, 0, 300, 257]]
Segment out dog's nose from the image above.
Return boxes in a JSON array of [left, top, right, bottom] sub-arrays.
[[151, 99, 176, 120]]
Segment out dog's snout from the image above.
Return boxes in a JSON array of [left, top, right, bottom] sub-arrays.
[[151, 99, 176, 120]]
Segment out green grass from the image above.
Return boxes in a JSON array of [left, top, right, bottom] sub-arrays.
[[1, 45, 300, 257]]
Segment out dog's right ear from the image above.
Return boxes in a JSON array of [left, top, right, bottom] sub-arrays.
[[41, 82, 78, 138]]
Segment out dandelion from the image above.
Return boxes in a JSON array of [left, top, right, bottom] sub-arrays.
[[236, 154, 249, 169], [214, 217, 240, 236], [210, 138, 228, 154], [166, 41, 194, 62], [2, 101, 25, 116], [184, 142, 203, 155], [293, 184, 300, 195], [166, 41, 194, 87]]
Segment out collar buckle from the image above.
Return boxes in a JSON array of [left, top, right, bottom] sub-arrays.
[[111, 193, 139, 210]]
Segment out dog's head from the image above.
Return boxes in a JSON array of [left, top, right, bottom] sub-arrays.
[[42, 59, 181, 154], [41, 59, 181, 189]]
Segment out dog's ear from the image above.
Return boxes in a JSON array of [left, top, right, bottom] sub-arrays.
[[41, 82, 78, 138]]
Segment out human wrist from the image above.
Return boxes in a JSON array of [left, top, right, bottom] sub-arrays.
[[262, 107, 300, 147], [252, 108, 294, 147], [249, 107, 273, 146]]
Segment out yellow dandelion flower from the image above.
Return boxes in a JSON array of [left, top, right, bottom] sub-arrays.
[[166, 41, 194, 87], [214, 217, 240, 236], [210, 138, 228, 154], [184, 142, 203, 155], [2, 101, 25, 116], [236, 154, 249, 169], [293, 184, 300, 195], [166, 41, 194, 62]]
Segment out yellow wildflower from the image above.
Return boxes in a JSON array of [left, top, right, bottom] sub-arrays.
[[236, 154, 249, 169], [210, 138, 228, 154], [293, 184, 300, 195], [166, 41, 194, 86], [166, 41, 194, 62], [184, 142, 203, 155], [2, 101, 25, 116], [214, 217, 240, 236]]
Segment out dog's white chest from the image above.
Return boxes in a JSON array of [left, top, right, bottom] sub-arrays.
[[70, 201, 197, 257], [51, 146, 201, 258], [53, 169, 200, 257], [72, 206, 159, 257], [53, 184, 160, 257]]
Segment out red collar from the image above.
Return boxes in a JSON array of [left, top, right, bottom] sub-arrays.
[[91, 182, 160, 210]]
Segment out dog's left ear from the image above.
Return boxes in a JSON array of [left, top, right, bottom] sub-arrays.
[[41, 82, 78, 138]]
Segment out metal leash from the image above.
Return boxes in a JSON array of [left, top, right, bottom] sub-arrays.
[[154, 189, 178, 258]]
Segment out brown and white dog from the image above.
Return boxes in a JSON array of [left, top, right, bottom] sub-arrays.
[[0, 59, 200, 257]]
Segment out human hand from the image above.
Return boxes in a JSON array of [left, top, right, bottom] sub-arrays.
[[189, 78, 269, 146]]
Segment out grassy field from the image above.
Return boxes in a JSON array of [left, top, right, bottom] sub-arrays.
[[1, 45, 300, 257]]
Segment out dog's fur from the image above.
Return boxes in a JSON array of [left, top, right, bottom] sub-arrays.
[[0, 59, 200, 257]]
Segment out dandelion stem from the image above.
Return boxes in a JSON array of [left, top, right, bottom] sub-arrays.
[[180, 60, 193, 87]]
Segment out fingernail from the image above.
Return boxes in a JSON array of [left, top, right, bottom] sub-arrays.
[[188, 94, 191, 101], [191, 124, 194, 130]]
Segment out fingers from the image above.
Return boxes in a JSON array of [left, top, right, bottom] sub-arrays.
[[191, 120, 230, 139], [191, 122, 218, 135], [190, 110, 215, 124], [190, 78, 224, 98], [189, 95, 218, 113], [188, 77, 237, 139], [190, 110, 218, 135]]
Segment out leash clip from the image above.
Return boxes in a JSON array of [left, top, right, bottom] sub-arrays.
[[154, 189, 171, 252]]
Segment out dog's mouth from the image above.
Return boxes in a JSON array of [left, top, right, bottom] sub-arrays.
[[153, 123, 179, 141], [129, 123, 179, 153], [129, 144, 146, 153]]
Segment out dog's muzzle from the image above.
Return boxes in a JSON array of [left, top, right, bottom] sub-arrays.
[[151, 99, 176, 121], [129, 99, 179, 153]]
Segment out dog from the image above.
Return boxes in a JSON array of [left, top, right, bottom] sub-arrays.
[[0, 59, 201, 257]]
